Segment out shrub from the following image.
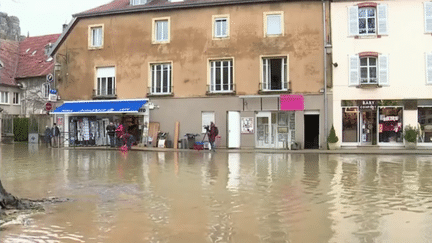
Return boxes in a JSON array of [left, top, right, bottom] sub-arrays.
[[403, 125, 419, 143], [328, 124, 339, 143], [13, 117, 29, 142]]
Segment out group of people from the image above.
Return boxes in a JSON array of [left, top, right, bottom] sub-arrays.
[[106, 122, 135, 150], [44, 123, 60, 148]]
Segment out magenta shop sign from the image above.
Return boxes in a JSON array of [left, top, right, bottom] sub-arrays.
[[280, 95, 304, 111]]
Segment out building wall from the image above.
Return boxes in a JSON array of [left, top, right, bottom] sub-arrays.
[[19, 76, 50, 116], [331, 0, 431, 138], [0, 85, 21, 115], [55, 1, 325, 100]]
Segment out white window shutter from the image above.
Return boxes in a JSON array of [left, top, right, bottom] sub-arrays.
[[425, 2, 432, 33], [349, 55, 359, 86], [348, 6, 359, 36], [377, 4, 388, 35], [426, 52, 432, 84], [378, 54, 389, 86]]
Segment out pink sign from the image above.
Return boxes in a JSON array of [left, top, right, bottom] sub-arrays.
[[280, 95, 304, 111]]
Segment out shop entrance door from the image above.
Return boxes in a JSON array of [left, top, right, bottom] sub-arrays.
[[97, 118, 109, 146], [304, 114, 320, 149], [256, 112, 272, 148], [360, 110, 377, 145]]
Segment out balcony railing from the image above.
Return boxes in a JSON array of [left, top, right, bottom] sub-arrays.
[[92, 89, 117, 99]]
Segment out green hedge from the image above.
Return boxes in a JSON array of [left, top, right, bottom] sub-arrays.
[[13, 118, 29, 142]]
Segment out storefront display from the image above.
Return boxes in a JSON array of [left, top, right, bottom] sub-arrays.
[[378, 107, 403, 143], [418, 107, 432, 143], [342, 107, 358, 143]]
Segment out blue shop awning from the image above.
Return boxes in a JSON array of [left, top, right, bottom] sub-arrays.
[[51, 99, 148, 114]]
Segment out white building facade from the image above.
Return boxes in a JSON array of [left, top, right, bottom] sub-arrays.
[[332, 0, 432, 147]]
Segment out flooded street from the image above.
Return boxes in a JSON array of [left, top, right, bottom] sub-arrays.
[[1, 144, 432, 242]]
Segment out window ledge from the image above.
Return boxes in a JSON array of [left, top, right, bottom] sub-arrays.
[[152, 40, 170, 45], [354, 35, 382, 39], [147, 93, 174, 97], [356, 84, 381, 88], [258, 89, 291, 95], [88, 46, 103, 50], [92, 94, 117, 100], [206, 91, 236, 96], [212, 36, 230, 40]]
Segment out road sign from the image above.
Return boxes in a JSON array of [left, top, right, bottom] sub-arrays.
[[45, 102, 53, 111], [46, 73, 54, 83]]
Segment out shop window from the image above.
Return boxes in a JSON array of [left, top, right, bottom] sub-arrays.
[[378, 107, 403, 143], [150, 63, 172, 95], [261, 56, 288, 91], [342, 107, 359, 143], [418, 107, 432, 143], [96, 67, 116, 97], [348, 3, 388, 36], [209, 59, 233, 93]]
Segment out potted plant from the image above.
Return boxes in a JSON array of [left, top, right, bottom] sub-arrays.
[[327, 124, 339, 150], [403, 125, 419, 149]]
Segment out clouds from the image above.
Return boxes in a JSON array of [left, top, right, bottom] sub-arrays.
[[1, 0, 110, 36]]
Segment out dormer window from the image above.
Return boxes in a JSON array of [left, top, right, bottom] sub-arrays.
[[169, 0, 184, 2], [130, 0, 147, 6]]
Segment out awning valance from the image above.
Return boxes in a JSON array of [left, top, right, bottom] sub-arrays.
[[51, 99, 148, 114]]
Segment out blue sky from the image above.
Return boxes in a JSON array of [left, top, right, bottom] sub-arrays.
[[0, 0, 111, 37]]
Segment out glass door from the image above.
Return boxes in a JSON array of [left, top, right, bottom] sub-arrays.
[[360, 110, 377, 145], [256, 112, 272, 148]]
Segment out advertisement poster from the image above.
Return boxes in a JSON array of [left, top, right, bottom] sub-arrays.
[[241, 117, 254, 133]]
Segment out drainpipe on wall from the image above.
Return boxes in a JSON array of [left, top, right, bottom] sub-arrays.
[[323, 0, 328, 149]]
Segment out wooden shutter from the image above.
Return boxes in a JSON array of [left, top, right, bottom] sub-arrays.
[[378, 54, 389, 86], [426, 52, 432, 84], [348, 6, 359, 36], [425, 2, 432, 33], [349, 55, 359, 86], [377, 4, 388, 35]]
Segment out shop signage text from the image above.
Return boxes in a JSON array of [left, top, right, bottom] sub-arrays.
[[358, 100, 378, 110]]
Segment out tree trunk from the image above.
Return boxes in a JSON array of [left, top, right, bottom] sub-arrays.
[[0, 179, 23, 210]]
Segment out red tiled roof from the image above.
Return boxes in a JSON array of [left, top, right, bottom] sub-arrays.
[[0, 39, 19, 86], [15, 34, 60, 79]]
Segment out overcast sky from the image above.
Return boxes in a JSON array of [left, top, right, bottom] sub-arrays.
[[0, 0, 111, 37]]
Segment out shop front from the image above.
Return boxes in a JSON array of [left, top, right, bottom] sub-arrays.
[[341, 100, 404, 146], [51, 99, 149, 147]]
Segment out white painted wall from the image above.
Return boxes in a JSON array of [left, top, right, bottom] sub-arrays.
[[331, 0, 431, 139]]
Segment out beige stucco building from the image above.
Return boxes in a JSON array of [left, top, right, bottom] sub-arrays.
[[332, 0, 432, 147], [50, 0, 331, 149]]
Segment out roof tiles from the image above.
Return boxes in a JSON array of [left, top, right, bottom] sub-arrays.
[[0, 39, 19, 86]]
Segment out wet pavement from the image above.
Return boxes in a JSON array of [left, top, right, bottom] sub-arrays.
[[1, 143, 432, 242]]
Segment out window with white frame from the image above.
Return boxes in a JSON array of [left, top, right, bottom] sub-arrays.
[[130, 0, 147, 5], [153, 19, 169, 43], [349, 53, 388, 86], [425, 52, 432, 84], [348, 4, 388, 36], [261, 56, 288, 91], [214, 17, 228, 38], [12, 92, 19, 104], [264, 12, 283, 36], [150, 63, 172, 94], [209, 59, 233, 92], [0, 91, 9, 104], [202, 111, 215, 133], [96, 67, 116, 96], [42, 83, 50, 98], [425, 2, 432, 33], [89, 25, 103, 48]]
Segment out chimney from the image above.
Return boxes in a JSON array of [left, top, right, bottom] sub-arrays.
[[62, 24, 68, 32]]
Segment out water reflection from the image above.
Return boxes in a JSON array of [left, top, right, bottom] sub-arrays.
[[2, 145, 432, 242]]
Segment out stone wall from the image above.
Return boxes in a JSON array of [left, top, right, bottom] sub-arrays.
[[0, 12, 21, 41]]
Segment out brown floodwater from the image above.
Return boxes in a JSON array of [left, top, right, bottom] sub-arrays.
[[1, 143, 432, 242]]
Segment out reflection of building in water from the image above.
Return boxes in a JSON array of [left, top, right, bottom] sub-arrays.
[[226, 153, 240, 191]]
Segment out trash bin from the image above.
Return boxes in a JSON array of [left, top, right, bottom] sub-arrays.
[[181, 139, 188, 149], [185, 133, 198, 149]]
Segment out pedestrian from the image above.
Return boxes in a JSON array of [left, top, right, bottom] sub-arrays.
[[51, 123, 60, 148], [44, 126, 52, 147], [106, 122, 117, 147], [115, 123, 125, 147], [208, 122, 219, 152]]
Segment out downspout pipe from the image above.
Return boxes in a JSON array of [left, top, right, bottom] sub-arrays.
[[323, 0, 328, 149]]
